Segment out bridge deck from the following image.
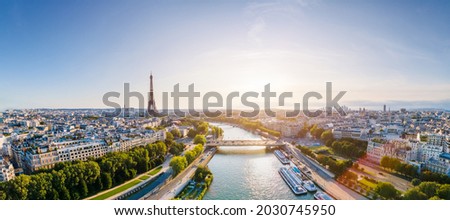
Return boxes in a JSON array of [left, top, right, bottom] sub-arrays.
[[205, 140, 285, 147]]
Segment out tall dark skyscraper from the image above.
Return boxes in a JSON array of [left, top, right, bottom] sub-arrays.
[[148, 73, 157, 115]]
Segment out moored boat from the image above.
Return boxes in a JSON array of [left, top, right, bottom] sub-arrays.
[[314, 192, 334, 200], [279, 167, 307, 195], [303, 180, 317, 192], [274, 150, 290, 164]]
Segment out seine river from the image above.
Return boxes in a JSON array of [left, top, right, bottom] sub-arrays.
[[203, 123, 315, 200]]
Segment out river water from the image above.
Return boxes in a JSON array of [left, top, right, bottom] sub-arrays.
[[203, 124, 315, 200]]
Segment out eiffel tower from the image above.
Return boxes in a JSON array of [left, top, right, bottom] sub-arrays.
[[147, 73, 158, 116]]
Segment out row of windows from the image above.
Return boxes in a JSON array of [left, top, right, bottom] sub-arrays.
[[27, 140, 158, 170], [69, 152, 105, 160], [67, 144, 104, 152]]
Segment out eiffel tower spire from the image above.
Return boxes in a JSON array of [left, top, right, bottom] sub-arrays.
[[147, 72, 158, 116]]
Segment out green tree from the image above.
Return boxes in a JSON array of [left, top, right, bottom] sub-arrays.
[[380, 156, 417, 177], [380, 156, 393, 170], [419, 170, 450, 184], [418, 182, 439, 199], [320, 130, 334, 143], [185, 150, 196, 164], [187, 129, 198, 138], [169, 142, 184, 156], [411, 178, 421, 186], [437, 184, 450, 200], [196, 122, 209, 135], [194, 166, 212, 183], [310, 125, 325, 139], [403, 164, 417, 177], [210, 126, 224, 139], [171, 128, 182, 139], [79, 179, 88, 198], [28, 173, 52, 200], [51, 170, 70, 199], [170, 156, 188, 176], [192, 144, 203, 156], [403, 187, 427, 200], [0, 189, 6, 200], [166, 131, 174, 141], [5, 175, 31, 200], [390, 157, 401, 170], [374, 182, 399, 200], [205, 174, 213, 186], [101, 173, 113, 190], [193, 135, 206, 145], [330, 140, 365, 158]]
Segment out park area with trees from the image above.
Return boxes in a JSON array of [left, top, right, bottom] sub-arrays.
[[0, 142, 167, 200]]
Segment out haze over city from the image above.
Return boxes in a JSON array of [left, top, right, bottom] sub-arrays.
[[1, 0, 450, 110]]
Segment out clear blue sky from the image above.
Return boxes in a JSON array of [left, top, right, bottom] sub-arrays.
[[1, 0, 449, 110]]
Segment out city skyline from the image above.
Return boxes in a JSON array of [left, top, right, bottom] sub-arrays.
[[1, 0, 450, 110]]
